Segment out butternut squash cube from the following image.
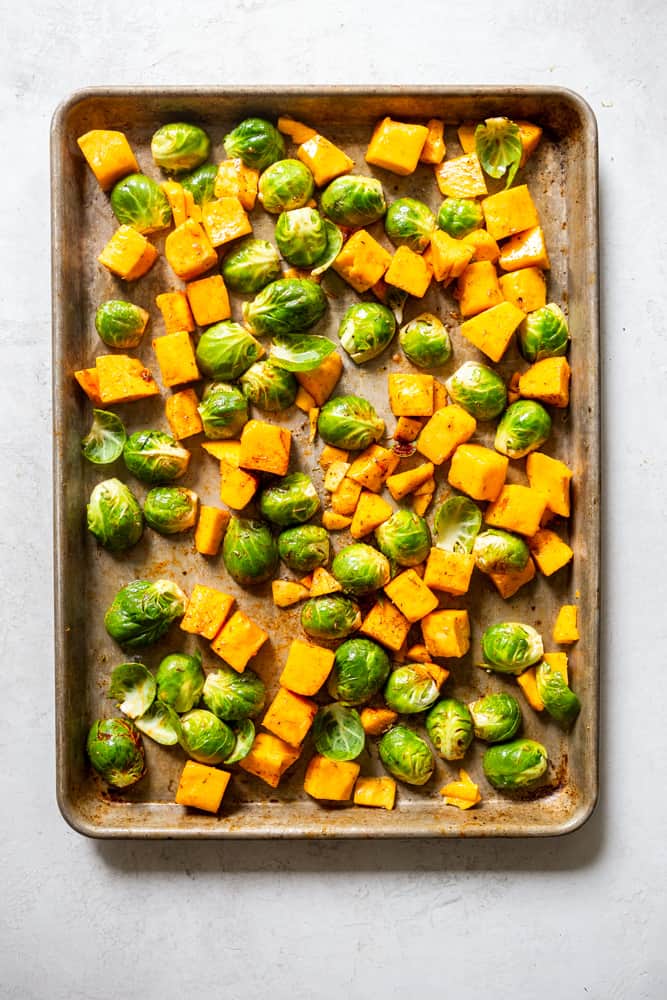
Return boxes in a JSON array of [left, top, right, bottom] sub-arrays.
[[359, 708, 398, 736], [424, 230, 474, 284], [388, 373, 434, 417], [419, 118, 446, 164], [421, 609, 470, 659], [386, 462, 436, 500], [322, 511, 353, 531], [219, 459, 258, 510], [553, 605, 579, 644], [330, 477, 362, 515], [435, 153, 488, 198], [360, 597, 411, 652], [195, 505, 230, 556], [412, 493, 434, 517], [309, 567, 343, 597], [440, 769, 481, 810], [153, 331, 200, 387], [77, 129, 139, 190], [280, 639, 335, 696], [239, 732, 300, 788], [277, 116, 317, 143], [489, 556, 536, 599], [407, 643, 430, 663], [394, 416, 424, 443], [385, 246, 432, 298], [298, 133, 354, 186], [413, 477, 436, 496], [155, 291, 195, 334], [462, 228, 501, 263], [423, 549, 475, 596], [74, 368, 102, 405], [448, 443, 508, 502], [262, 687, 318, 748], [529, 528, 574, 576], [543, 651, 569, 685], [433, 380, 448, 410], [350, 491, 393, 539], [202, 440, 241, 465], [295, 385, 316, 412], [365, 117, 428, 176], [239, 420, 291, 476], [180, 584, 234, 639], [384, 569, 439, 623], [186, 274, 231, 326], [457, 122, 476, 153], [498, 225, 550, 272], [423, 661, 450, 688], [324, 461, 351, 493], [353, 776, 396, 810], [166, 388, 204, 440], [517, 667, 544, 711], [482, 184, 540, 241], [95, 354, 160, 404], [332, 230, 392, 293], [271, 580, 310, 608], [304, 754, 360, 801], [460, 301, 526, 363], [98, 226, 157, 281], [202, 196, 252, 249], [457, 260, 504, 318], [485, 484, 548, 537], [417, 405, 476, 465], [295, 352, 343, 406], [516, 121, 543, 165], [498, 267, 547, 313], [519, 357, 571, 408], [161, 180, 187, 227], [175, 761, 230, 813], [165, 219, 218, 281], [526, 452, 572, 518], [213, 158, 259, 210], [347, 443, 399, 492], [319, 444, 349, 468], [210, 610, 268, 673]]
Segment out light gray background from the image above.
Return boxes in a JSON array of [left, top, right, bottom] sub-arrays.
[[2, 1, 666, 997]]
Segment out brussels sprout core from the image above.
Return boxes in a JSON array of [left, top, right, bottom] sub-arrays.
[[426, 699, 474, 760]]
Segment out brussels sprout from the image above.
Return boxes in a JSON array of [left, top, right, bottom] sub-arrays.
[[123, 431, 190, 484], [331, 543, 390, 596], [202, 666, 266, 721], [494, 400, 551, 459], [473, 529, 530, 575], [300, 595, 362, 641], [436, 197, 484, 238], [481, 622, 544, 675], [278, 525, 330, 573], [399, 313, 451, 369], [468, 692, 522, 743], [317, 395, 384, 450], [385, 197, 435, 252], [151, 122, 211, 173], [222, 517, 279, 586], [475, 117, 522, 188], [108, 663, 156, 719], [270, 334, 336, 373], [375, 510, 431, 568], [180, 709, 235, 764], [310, 221, 344, 276], [143, 487, 198, 535], [87, 478, 143, 551], [426, 698, 474, 761], [384, 664, 440, 714], [338, 302, 396, 365], [327, 638, 391, 705], [81, 410, 127, 465], [483, 738, 548, 790], [224, 117, 285, 171], [320, 175, 387, 227], [110, 173, 172, 233], [519, 303, 570, 362], [224, 719, 256, 764], [95, 300, 149, 349], [243, 278, 328, 337], [535, 661, 581, 728], [260, 473, 319, 527], [445, 361, 508, 420], [155, 650, 205, 713], [240, 360, 297, 412], [275, 208, 327, 267], [258, 158, 314, 213], [197, 382, 248, 440], [135, 701, 183, 746], [195, 322, 262, 381], [86, 718, 145, 789], [434, 496, 482, 554], [221, 238, 282, 295], [180, 163, 217, 205], [313, 704, 365, 761], [104, 579, 187, 650], [378, 725, 434, 786]]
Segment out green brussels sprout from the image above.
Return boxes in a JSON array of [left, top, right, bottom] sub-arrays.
[[180, 709, 235, 764], [151, 122, 211, 172], [473, 529, 530, 575], [222, 517, 279, 586], [483, 738, 548, 790], [399, 313, 451, 369], [94, 300, 149, 349], [110, 173, 172, 233], [82, 410, 127, 466], [375, 510, 431, 568], [320, 174, 387, 227], [310, 220, 344, 276], [240, 360, 297, 412], [155, 650, 205, 713], [468, 692, 522, 743], [86, 718, 145, 789], [300, 595, 362, 641], [243, 278, 328, 337], [104, 579, 187, 650], [197, 383, 248, 440], [135, 701, 183, 746], [331, 543, 391, 596], [224, 719, 256, 764], [108, 663, 156, 719], [328, 638, 391, 705], [385, 197, 435, 252], [202, 666, 266, 721], [221, 238, 282, 295], [317, 395, 385, 450], [258, 158, 315, 213], [270, 334, 336, 373], [436, 197, 484, 238], [338, 302, 396, 364], [123, 431, 190, 484], [378, 725, 434, 786], [260, 473, 320, 527], [180, 163, 217, 205], [434, 496, 482, 554], [535, 661, 581, 728], [196, 322, 263, 381], [313, 704, 366, 761], [519, 303, 570, 362], [481, 622, 544, 675], [87, 478, 143, 551], [384, 664, 440, 714], [278, 525, 330, 572], [475, 117, 522, 188], [224, 117, 285, 171], [495, 400, 551, 459], [445, 361, 508, 420], [143, 487, 198, 535], [426, 699, 474, 761], [275, 208, 327, 267]]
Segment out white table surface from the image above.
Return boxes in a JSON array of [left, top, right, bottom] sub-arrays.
[[2, 1, 666, 996]]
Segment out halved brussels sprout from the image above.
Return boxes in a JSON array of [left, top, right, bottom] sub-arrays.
[[300, 595, 362, 641], [180, 709, 235, 764], [313, 704, 365, 761], [196, 322, 263, 381], [473, 529, 530, 575], [143, 487, 198, 535], [338, 302, 396, 364], [310, 221, 343, 276], [384, 664, 440, 714], [108, 663, 156, 719], [224, 719, 256, 764], [110, 174, 172, 233], [86, 718, 145, 788], [317, 395, 384, 450], [104, 579, 187, 650], [481, 622, 544, 675], [202, 666, 266, 721], [327, 638, 391, 705], [331, 543, 391, 596], [482, 738, 548, 790], [320, 175, 387, 227], [123, 431, 190, 484], [222, 517, 279, 586], [258, 158, 315, 213], [135, 701, 183, 746], [468, 692, 522, 743], [87, 478, 143, 551], [260, 473, 320, 527], [180, 163, 218, 205], [221, 237, 282, 295], [434, 496, 482, 554], [197, 383, 248, 440], [494, 400, 551, 459], [82, 410, 127, 465], [270, 334, 336, 373], [151, 122, 211, 172], [243, 278, 328, 337], [385, 197, 435, 252], [95, 300, 149, 349], [426, 698, 474, 761], [445, 361, 508, 421], [240, 360, 297, 412], [375, 510, 431, 568], [519, 303, 570, 362], [155, 650, 205, 713], [379, 725, 434, 786], [278, 525, 330, 573], [399, 313, 451, 369], [535, 661, 581, 728], [275, 208, 327, 267], [224, 117, 285, 171], [436, 197, 484, 238], [475, 117, 522, 188]]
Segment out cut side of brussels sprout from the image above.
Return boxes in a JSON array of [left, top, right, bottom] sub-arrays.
[[320, 175, 387, 227], [258, 158, 315, 213], [202, 666, 266, 721], [135, 701, 183, 746], [143, 487, 198, 535], [198, 383, 249, 439], [275, 207, 328, 267], [535, 661, 581, 728], [482, 738, 548, 790], [437, 197, 484, 238], [475, 117, 523, 188], [195, 322, 263, 381], [222, 518, 279, 586], [311, 221, 344, 276], [87, 478, 143, 551], [385, 197, 436, 252], [434, 496, 482, 554], [384, 664, 440, 714], [224, 117, 285, 171], [260, 473, 320, 527], [243, 278, 328, 337], [224, 719, 256, 764], [240, 360, 297, 412], [86, 718, 146, 789], [379, 725, 434, 786], [270, 334, 336, 372], [110, 173, 172, 233], [300, 595, 362, 641], [445, 361, 508, 420], [95, 300, 149, 349], [481, 622, 544, 674], [468, 692, 522, 743], [278, 525, 330, 573], [104, 579, 187, 650], [317, 395, 384, 450], [180, 709, 235, 764], [426, 698, 474, 761], [181, 163, 218, 205], [331, 543, 391, 596], [81, 410, 127, 465], [473, 529, 530, 575], [494, 400, 551, 459], [338, 302, 396, 364], [221, 237, 282, 295], [399, 313, 451, 369], [155, 650, 205, 713], [313, 704, 365, 761], [518, 303, 569, 362], [151, 122, 211, 172], [328, 638, 391, 705], [108, 663, 156, 719], [375, 509, 431, 567], [123, 431, 190, 484]]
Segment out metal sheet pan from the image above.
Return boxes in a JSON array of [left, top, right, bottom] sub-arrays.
[[52, 86, 599, 838]]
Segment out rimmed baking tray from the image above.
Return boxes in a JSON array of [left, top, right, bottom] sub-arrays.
[[52, 86, 599, 838]]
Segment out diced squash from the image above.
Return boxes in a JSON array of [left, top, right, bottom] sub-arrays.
[[182, 189, 202, 223], [507, 370, 522, 404], [239, 732, 300, 788], [388, 373, 434, 417], [165, 219, 218, 281], [526, 452, 572, 518], [278, 116, 317, 143], [516, 120, 543, 165], [239, 420, 291, 476], [423, 548, 475, 596], [95, 354, 160, 405], [319, 444, 349, 467], [440, 769, 481, 810], [433, 380, 449, 410], [422, 661, 450, 688], [485, 484, 548, 537], [354, 776, 396, 810], [498, 267, 547, 313], [310, 405, 320, 441], [517, 667, 544, 711], [175, 761, 230, 813], [543, 651, 569, 685], [457, 122, 476, 153], [202, 196, 252, 248], [77, 129, 139, 190], [309, 567, 343, 597], [262, 687, 318, 747], [498, 226, 550, 272], [359, 707, 398, 736], [412, 493, 434, 516], [360, 597, 411, 652], [295, 352, 343, 406], [462, 228, 501, 263], [350, 491, 393, 539], [413, 478, 436, 497], [155, 291, 195, 334], [394, 416, 423, 442], [210, 610, 268, 673], [386, 462, 435, 500], [406, 643, 431, 663], [421, 609, 470, 659], [213, 158, 259, 210], [456, 260, 504, 318], [186, 274, 232, 326], [152, 331, 200, 387], [419, 118, 446, 165], [324, 461, 351, 493], [384, 569, 439, 623], [435, 153, 488, 198], [347, 444, 399, 492], [322, 510, 352, 531], [365, 117, 428, 176], [385, 246, 432, 297], [424, 230, 474, 284], [330, 477, 363, 515], [529, 528, 574, 576], [219, 459, 258, 510], [201, 440, 241, 465], [280, 639, 335, 696], [180, 584, 235, 640], [460, 300, 526, 363], [482, 184, 540, 241], [448, 443, 508, 501], [519, 357, 571, 408], [98, 226, 158, 281], [332, 230, 392, 293], [489, 556, 536, 599], [417, 405, 476, 465], [410, 562, 425, 578], [195, 505, 230, 556], [161, 180, 187, 227], [166, 388, 203, 440], [298, 133, 354, 187], [74, 368, 102, 405], [295, 385, 316, 412], [272, 580, 311, 608], [553, 605, 579, 644], [304, 754, 360, 801]]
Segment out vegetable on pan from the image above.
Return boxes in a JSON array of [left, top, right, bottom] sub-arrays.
[[87, 478, 143, 551], [222, 517, 279, 586], [195, 322, 263, 381], [259, 473, 320, 527], [331, 543, 391, 596], [110, 173, 172, 233], [445, 361, 507, 421], [87, 718, 146, 788], [482, 738, 548, 790], [338, 302, 396, 364], [151, 122, 211, 172], [81, 410, 127, 465], [317, 395, 384, 450], [468, 692, 522, 743], [385, 197, 435, 252], [258, 158, 314, 213], [240, 360, 298, 412], [95, 300, 149, 349], [384, 664, 440, 715], [320, 175, 386, 227], [202, 666, 267, 721], [155, 650, 205, 713], [375, 509, 431, 567], [224, 117, 285, 170], [143, 487, 198, 535], [221, 237, 282, 294], [327, 638, 391, 705], [494, 400, 551, 459], [123, 431, 190, 483], [313, 704, 366, 761], [301, 595, 362, 641], [180, 709, 235, 764], [104, 579, 187, 650], [399, 313, 451, 369], [197, 383, 248, 440], [243, 278, 328, 337], [425, 698, 474, 760], [278, 525, 330, 573], [108, 663, 156, 719], [379, 725, 434, 786], [481, 622, 544, 675]]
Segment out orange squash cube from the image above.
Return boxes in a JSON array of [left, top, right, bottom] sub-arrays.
[[350, 491, 393, 539], [423, 549, 475, 596], [239, 732, 300, 788], [553, 605, 579, 644], [421, 609, 470, 659], [482, 184, 540, 241], [359, 708, 399, 736], [180, 584, 235, 640], [95, 354, 160, 405], [416, 405, 476, 465], [385, 246, 432, 298], [498, 267, 547, 313], [332, 229, 393, 293], [384, 569, 439, 623], [388, 374, 434, 417], [461, 229, 501, 263], [175, 761, 230, 813], [386, 462, 435, 501], [360, 597, 411, 652], [347, 444, 399, 492], [322, 511, 353, 531], [277, 116, 318, 143], [517, 121, 543, 165], [309, 567, 343, 597], [98, 226, 158, 281], [298, 133, 354, 186], [526, 452, 573, 518], [424, 230, 474, 284], [186, 274, 232, 326], [519, 357, 571, 408], [435, 153, 488, 198], [194, 506, 230, 556], [165, 219, 218, 281], [201, 440, 241, 465], [489, 556, 536, 599], [394, 416, 424, 443], [279, 639, 335, 696], [485, 484, 548, 537], [419, 119, 446, 165], [239, 420, 291, 476], [262, 687, 318, 748], [304, 754, 360, 801], [161, 180, 187, 226], [202, 197, 253, 248], [295, 352, 343, 406], [353, 776, 397, 810], [77, 129, 139, 190], [498, 226, 550, 272], [152, 331, 200, 387], [165, 388, 203, 440], [155, 291, 195, 334], [330, 477, 363, 515], [365, 117, 428, 176], [517, 667, 545, 711], [210, 610, 268, 673], [529, 529, 574, 576], [271, 580, 310, 608], [460, 301, 526, 363], [448, 443, 509, 501], [74, 368, 102, 405], [457, 260, 504, 318], [213, 158, 259, 210], [457, 122, 476, 153], [219, 459, 258, 510]]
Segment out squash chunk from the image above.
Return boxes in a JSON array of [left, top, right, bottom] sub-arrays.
[[295, 386, 316, 412], [526, 452, 572, 517], [322, 511, 352, 531], [516, 120, 543, 165], [419, 118, 446, 165], [417, 405, 476, 465], [386, 462, 435, 501], [365, 117, 428, 176], [295, 352, 343, 406], [262, 688, 318, 748], [529, 529, 574, 576], [498, 225, 550, 272], [156, 291, 195, 334], [482, 184, 540, 241], [195, 505, 230, 556], [175, 761, 230, 813], [394, 416, 424, 443], [213, 158, 259, 210], [186, 274, 231, 326], [423, 549, 475, 596], [517, 667, 544, 711], [360, 597, 411, 652], [448, 443, 508, 502], [166, 388, 203, 440], [553, 605, 579, 644], [424, 230, 474, 284], [347, 443, 399, 492], [210, 610, 268, 673], [309, 567, 343, 597], [239, 732, 300, 788], [180, 584, 235, 639], [202, 440, 241, 465], [412, 492, 435, 517], [219, 459, 258, 510], [485, 484, 547, 537], [77, 129, 139, 190], [279, 639, 335, 696], [239, 420, 291, 476], [161, 180, 188, 227], [519, 357, 571, 408], [385, 246, 432, 298], [165, 219, 218, 281], [359, 708, 398, 736], [440, 769, 481, 810], [98, 226, 158, 281], [95, 354, 160, 404], [388, 374, 434, 417], [74, 368, 102, 405], [271, 580, 310, 608], [461, 229, 501, 263], [460, 301, 526, 363], [457, 260, 504, 318], [498, 267, 546, 313], [304, 755, 360, 801], [202, 196, 252, 248], [350, 491, 393, 539], [490, 557, 536, 599], [435, 153, 488, 198], [298, 133, 354, 186], [278, 116, 317, 144], [153, 331, 200, 387], [319, 444, 349, 468], [324, 461, 351, 493], [421, 609, 470, 659], [330, 476, 363, 515], [354, 776, 397, 810], [332, 230, 392, 293], [457, 122, 477, 153], [384, 569, 439, 623]]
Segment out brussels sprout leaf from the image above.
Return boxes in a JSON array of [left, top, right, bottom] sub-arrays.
[[82, 410, 127, 465], [434, 496, 482, 554], [311, 221, 344, 275], [475, 117, 523, 188]]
